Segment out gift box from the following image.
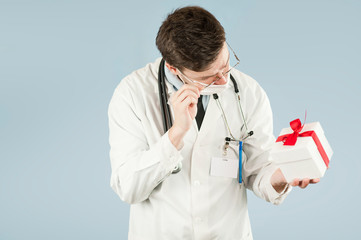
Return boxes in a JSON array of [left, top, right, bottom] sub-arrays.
[[270, 119, 333, 182]]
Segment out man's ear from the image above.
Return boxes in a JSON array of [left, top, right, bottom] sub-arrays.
[[165, 62, 178, 75]]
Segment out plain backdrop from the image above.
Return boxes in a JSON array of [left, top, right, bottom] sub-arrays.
[[1, 0, 360, 239]]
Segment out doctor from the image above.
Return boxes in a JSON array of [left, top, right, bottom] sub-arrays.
[[108, 6, 319, 240]]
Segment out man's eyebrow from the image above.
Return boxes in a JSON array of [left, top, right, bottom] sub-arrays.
[[197, 52, 230, 80]]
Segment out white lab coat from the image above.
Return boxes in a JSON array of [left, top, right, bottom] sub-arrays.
[[108, 58, 291, 240]]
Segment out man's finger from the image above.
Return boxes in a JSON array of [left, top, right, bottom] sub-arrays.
[[310, 178, 320, 184], [170, 87, 200, 105], [177, 83, 200, 96], [300, 178, 310, 189], [291, 178, 299, 187], [182, 96, 197, 109], [175, 90, 199, 105]]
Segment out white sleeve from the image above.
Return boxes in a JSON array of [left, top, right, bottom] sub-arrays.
[[241, 82, 292, 205], [108, 81, 183, 204]]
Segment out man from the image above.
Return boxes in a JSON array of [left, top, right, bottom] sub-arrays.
[[108, 6, 318, 240]]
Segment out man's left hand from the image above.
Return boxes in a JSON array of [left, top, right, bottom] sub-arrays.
[[290, 177, 320, 188], [271, 168, 320, 193]]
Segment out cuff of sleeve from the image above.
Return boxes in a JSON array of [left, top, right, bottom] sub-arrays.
[[254, 165, 292, 205], [263, 169, 292, 205], [158, 131, 184, 174]]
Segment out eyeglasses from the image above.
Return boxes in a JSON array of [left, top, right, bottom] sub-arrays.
[[177, 42, 240, 89]]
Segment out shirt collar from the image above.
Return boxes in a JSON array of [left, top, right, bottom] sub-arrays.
[[164, 63, 184, 91]]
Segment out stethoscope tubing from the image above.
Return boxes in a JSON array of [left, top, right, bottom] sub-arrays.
[[158, 59, 173, 132]]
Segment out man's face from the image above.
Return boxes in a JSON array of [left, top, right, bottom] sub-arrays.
[[166, 42, 231, 89], [180, 42, 230, 87]]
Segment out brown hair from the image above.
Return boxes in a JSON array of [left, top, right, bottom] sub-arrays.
[[156, 6, 225, 72]]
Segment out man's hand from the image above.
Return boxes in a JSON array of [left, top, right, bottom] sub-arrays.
[[271, 168, 320, 193], [290, 178, 320, 188], [168, 84, 201, 149]]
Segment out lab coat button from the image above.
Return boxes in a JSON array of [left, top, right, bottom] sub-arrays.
[[194, 180, 200, 186]]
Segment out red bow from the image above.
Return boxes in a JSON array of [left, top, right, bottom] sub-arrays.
[[276, 119, 330, 168], [278, 119, 304, 145]]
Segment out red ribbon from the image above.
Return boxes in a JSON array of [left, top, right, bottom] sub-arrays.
[[276, 119, 330, 168]]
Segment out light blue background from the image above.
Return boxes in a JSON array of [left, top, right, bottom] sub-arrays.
[[1, 0, 360, 239]]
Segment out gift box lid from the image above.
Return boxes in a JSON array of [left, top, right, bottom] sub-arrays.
[[272, 121, 333, 163]]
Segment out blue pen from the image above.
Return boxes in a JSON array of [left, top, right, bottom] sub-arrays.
[[239, 141, 243, 183]]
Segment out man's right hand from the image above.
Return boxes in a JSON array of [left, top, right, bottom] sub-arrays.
[[168, 84, 201, 149]]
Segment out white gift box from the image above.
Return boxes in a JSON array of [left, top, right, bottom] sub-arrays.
[[270, 121, 333, 182]]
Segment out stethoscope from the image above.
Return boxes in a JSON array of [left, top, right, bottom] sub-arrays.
[[158, 59, 253, 174]]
